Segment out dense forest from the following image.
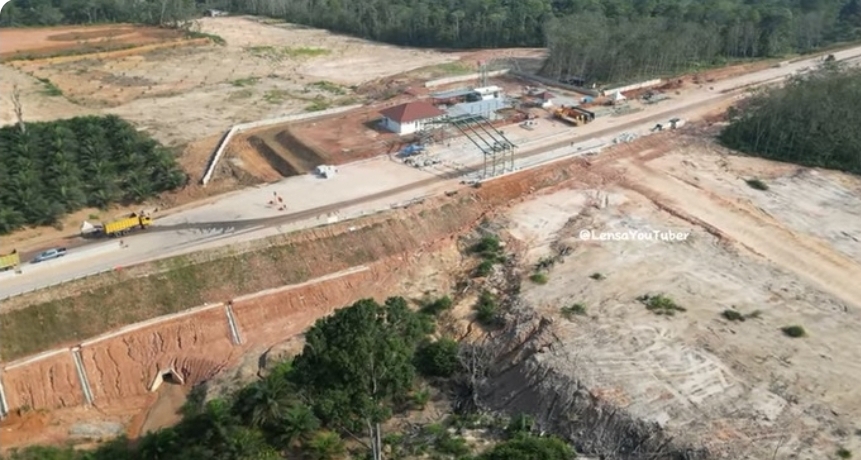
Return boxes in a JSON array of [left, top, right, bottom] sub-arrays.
[[720, 61, 861, 175], [2, 297, 575, 460], [2, 0, 860, 82], [0, 115, 187, 234]]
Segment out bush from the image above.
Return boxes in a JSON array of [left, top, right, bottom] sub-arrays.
[[639, 294, 686, 316], [421, 296, 453, 316], [475, 290, 501, 326], [722, 309, 745, 322], [474, 259, 494, 277], [472, 235, 501, 255], [782, 325, 806, 338], [589, 272, 605, 280], [415, 338, 461, 378], [529, 272, 549, 284], [837, 447, 852, 459], [479, 433, 575, 460], [560, 303, 587, 319], [746, 178, 769, 191], [506, 414, 535, 436]]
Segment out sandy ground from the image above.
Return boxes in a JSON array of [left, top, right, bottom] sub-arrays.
[[502, 136, 861, 459], [0, 16, 459, 147], [0, 24, 185, 59]]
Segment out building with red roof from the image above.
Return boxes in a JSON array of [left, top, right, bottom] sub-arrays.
[[379, 100, 445, 135]]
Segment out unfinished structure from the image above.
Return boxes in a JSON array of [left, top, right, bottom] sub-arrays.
[[447, 114, 517, 178]]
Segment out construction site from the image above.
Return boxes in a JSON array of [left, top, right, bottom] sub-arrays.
[[3, 15, 861, 460], [222, 61, 688, 183]]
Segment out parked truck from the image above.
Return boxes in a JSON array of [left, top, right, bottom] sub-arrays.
[[82, 212, 153, 238], [0, 249, 20, 271], [554, 106, 595, 126]]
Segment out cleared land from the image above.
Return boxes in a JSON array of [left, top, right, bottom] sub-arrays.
[[496, 135, 861, 458], [1, 16, 459, 147], [0, 24, 187, 60]]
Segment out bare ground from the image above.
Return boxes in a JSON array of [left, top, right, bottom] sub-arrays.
[[492, 134, 861, 459]]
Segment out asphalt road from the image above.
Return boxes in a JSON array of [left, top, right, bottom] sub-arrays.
[[5, 45, 861, 300]]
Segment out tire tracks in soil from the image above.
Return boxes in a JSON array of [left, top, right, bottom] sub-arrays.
[[618, 156, 861, 310]]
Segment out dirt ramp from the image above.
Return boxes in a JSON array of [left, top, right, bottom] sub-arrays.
[[80, 306, 235, 405], [248, 135, 301, 177], [274, 130, 324, 171], [2, 351, 85, 411]]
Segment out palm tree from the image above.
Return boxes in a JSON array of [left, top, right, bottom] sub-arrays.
[[278, 404, 320, 449], [306, 431, 345, 460]]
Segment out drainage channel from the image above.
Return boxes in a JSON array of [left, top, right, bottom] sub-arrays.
[[0, 371, 8, 418], [71, 347, 94, 405], [225, 303, 242, 345]]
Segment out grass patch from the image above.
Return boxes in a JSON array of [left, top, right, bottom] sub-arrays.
[[432, 61, 474, 76], [37, 78, 63, 96], [721, 308, 762, 322], [305, 98, 331, 112], [529, 272, 548, 284], [837, 447, 852, 459], [246, 46, 329, 61], [185, 30, 226, 45], [228, 88, 254, 100], [308, 80, 346, 95], [639, 294, 686, 316], [560, 303, 587, 319], [230, 77, 260, 87], [263, 89, 292, 104], [746, 178, 769, 191], [781, 325, 807, 338]]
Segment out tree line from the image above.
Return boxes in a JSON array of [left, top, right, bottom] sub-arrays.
[[0, 0, 198, 27], [3, 0, 861, 85], [0, 115, 187, 235], [2, 297, 575, 460], [720, 61, 861, 175]]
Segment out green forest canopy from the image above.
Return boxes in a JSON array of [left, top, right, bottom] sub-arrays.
[[0, 297, 576, 460], [0, 115, 186, 235], [720, 62, 861, 175], [2, 0, 861, 83]]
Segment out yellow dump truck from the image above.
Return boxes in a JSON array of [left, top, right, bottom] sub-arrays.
[[82, 212, 153, 238], [0, 249, 20, 271]]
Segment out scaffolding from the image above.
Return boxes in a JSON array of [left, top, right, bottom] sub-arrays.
[[447, 114, 516, 178]]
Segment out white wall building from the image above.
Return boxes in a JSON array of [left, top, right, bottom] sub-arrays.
[[379, 101, 446, 135]]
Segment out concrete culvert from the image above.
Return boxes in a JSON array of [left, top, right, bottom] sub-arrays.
[[149, 368, 185, 392]]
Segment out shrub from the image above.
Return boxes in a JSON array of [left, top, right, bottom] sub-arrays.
[[435, 434, 470, 456], [474, 260, 494, 277], [722, 309, 745, 322], [421, 296, 453, 316], [475, 291, 501, 326], [506, 414, 535, 436], [746, 178, 769, 191], [589, 272, 605, 280], [560, 303, 587, 319], [782, 325, 806, 338], [837, 447, 852, 459], [415, 338, 461, 378], [530, 272, 549, 284], [639, 294, 686, 316]]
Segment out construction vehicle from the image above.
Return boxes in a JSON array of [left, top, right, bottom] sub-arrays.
[[0, 249, 20, 271], [82, 212, 153, 238], [554, 106, 595, 126]]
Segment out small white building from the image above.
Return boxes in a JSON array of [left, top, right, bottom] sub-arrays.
[[379, 101, 446, 135], [472, 85, 503, 101]]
